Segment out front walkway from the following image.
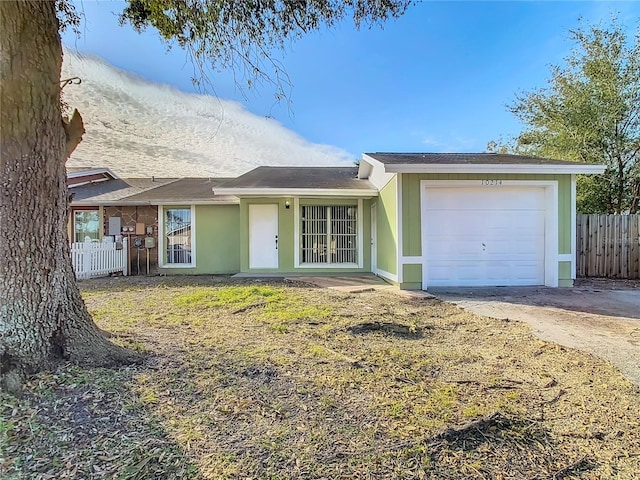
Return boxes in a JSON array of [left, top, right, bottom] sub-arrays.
[[234, 272, 432, 298], [289, 274, 394, 293]]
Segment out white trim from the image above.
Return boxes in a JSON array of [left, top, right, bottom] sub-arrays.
[[157, 205, 197, 269], [558, 254, 573, 262], [570, 174, 577, 279], [360, 155, 396, 189], [357, 159, 373, 179], [72, 200, 240, 207], [296, 263, 361, 269], [67, 167, 119, 180], [375, 268, 398, 283], [155, 200, 240, 205], [420, 180, 559, 289], [371, 202, 377, 273], [357, 198, 364, 269], [361, 154, 387, 168], [157, 205, 163, 267], [68, 178, 112, 188], [396, 174, 403, 284], [293, 197, 300, 268], [214, 187, 377, 197], [384, 164, 606, 175], [401, 256, 422, 263], [545, 183, 559, 287]]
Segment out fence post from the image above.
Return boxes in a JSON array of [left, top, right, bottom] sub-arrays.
[[122, 237, 129, 276], [82, 237, 92, 279]]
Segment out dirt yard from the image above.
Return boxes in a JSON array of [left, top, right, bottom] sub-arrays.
[[1, 276, 639, 479]]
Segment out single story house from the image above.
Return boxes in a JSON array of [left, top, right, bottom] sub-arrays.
[[69, 153, 605, 289]]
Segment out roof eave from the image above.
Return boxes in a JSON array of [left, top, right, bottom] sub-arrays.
[[72, 199, 240, 206], [67, 167, 119, 180], [383, 164, 607, 175], [213, 188, 379, 198]]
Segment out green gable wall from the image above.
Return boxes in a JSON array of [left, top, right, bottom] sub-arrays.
[[374, 177, 397, 277]]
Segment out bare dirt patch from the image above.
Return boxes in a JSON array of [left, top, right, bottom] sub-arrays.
[[575, 277, 640, 291], [2, 276, 639, 479]]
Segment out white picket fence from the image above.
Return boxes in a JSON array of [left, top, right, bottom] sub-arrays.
[[71, 237, 128, 280]]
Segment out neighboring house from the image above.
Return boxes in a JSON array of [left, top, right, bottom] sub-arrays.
[[68, 170, 237, 275], [68, 152, 605, 289]]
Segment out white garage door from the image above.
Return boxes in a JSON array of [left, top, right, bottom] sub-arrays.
[[424, 186, 546, 287]]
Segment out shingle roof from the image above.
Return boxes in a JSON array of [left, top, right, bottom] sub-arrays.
[[215, 166, 374, 190], [125, 178, 236, 203], [70, 177, 237, 205], [67, 166, 97, 173], [364, 152, 585, 166], [70, 178, 177, 204]]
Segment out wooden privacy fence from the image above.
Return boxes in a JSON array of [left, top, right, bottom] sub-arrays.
[[71, 237, 129, 280], [576, 214, 640, 279]]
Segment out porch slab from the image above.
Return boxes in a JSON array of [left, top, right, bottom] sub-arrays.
[[233, 272, 433, 298], [289, 274, 395, 293]]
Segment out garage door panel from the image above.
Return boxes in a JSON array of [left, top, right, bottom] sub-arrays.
[[426, 211, 545, 238], [427, 238, 544, 258], [428, 260, 544, 286], [424, 186, 546, 287], [425, 187, 544, 211]]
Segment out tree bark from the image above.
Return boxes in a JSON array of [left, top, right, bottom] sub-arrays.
[[0, 0, 138, 394]]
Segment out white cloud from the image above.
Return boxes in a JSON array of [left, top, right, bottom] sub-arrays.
[[62, 49, 354, 177]]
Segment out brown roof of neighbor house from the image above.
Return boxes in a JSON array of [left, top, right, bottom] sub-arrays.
[[70, 178, 178, 204], [70, 175, 239, 205], [364, 152, 586, 166], [215, 166, 374, 191], [125, 178, 236, 203], [67, 166, 97, 173]]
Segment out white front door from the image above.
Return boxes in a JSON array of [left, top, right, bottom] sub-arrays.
[[423, 186, 546, 287], [249, 204, 279, 269]]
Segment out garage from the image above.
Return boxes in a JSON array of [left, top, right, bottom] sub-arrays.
[[423, 184, 548, 287]]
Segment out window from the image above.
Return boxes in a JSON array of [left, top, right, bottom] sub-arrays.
[[301, 205, 357, 264], [73, 210, 100, 242], [165, 208, 192, 264]]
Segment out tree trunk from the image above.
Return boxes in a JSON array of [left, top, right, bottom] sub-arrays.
[[630, 177, 639, 214], [0, 0, 137, 394], [615, 157, 625, 214]]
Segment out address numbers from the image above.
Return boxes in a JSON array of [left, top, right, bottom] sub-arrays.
[[480, 179, 503, 186]]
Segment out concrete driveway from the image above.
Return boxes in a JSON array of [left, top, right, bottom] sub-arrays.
[[430, 283, 640, 386]]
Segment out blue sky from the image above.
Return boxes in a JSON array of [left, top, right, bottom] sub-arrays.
[[62, 0, 639, 158]]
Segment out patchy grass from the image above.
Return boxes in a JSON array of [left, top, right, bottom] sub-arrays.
[[2, 275, 640, 479]]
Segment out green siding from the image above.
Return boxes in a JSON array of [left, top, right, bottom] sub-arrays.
[[159, 204, 240, 274], [239, 197, 371, 274], [558, 261, 573, 287], [376, 177, 397, 275], [402, 264, 422, 284]]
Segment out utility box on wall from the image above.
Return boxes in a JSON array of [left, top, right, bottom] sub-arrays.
[[108, 217, 121, 236]]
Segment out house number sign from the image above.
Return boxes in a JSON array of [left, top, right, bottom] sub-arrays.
[[480, 179, 503, 186]]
